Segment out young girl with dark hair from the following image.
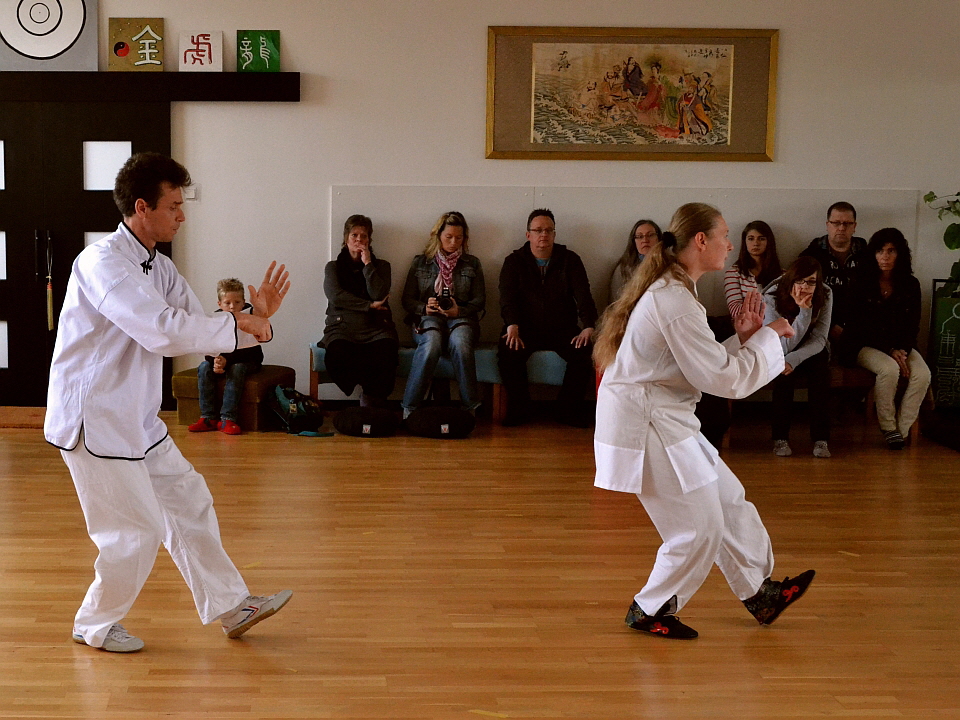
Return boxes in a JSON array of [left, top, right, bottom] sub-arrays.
[[762, 256, 833, 458], [723, 220, 783, 317]]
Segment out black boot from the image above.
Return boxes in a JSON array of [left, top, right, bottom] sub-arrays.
[[624, 596, 698, 639], [743, 569, 816, 625]]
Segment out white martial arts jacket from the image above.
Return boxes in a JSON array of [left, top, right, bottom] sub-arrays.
[[44, 223, 258, 459], [594, 273, 784, 495]]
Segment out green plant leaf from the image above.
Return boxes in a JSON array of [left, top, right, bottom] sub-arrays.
[[924, 191, 937, 204], [945, 223, 960, 250]]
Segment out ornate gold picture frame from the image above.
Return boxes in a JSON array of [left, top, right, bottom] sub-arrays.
[[486, 26, 778, 161]]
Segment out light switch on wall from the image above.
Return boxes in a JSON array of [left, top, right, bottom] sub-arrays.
[[182, 185, 200, 201]]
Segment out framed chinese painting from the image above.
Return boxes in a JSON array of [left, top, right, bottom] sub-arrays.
[[486, 26, 778, 161]]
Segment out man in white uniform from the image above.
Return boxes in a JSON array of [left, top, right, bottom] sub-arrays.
[[45, 153, 292, 653]]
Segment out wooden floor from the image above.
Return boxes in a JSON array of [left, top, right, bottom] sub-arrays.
[[1, 409, 959, 719]]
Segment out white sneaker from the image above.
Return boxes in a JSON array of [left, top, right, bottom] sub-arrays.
[[72, 623, 144, 653], [813, 441, 831, 458], [221, 590, 293, 638], [773, 440, 792, 457]]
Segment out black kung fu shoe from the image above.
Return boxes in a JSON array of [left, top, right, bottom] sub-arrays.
[[625, 597, 698, 639], [743, 569, 816, 625]]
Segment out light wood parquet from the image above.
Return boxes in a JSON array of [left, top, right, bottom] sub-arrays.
[[1, 410, 958, 719]]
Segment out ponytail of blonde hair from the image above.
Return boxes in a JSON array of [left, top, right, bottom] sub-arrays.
[[593, 202, 722, 371]]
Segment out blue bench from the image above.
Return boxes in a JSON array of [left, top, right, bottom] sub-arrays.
[[309, 342, 570, 423]]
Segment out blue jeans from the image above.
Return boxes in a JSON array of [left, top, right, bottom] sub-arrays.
[[402, 316, 479, 411], [198, 360, 257, 422]]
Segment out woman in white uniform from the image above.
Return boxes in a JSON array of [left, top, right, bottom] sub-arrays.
[[593, 202, 815, 639]]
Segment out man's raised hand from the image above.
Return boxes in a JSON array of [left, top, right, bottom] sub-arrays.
[[249, 261, 290, 318]]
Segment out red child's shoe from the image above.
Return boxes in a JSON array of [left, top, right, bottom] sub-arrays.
[[218, 419, 242, 435], [188, 417, 217, 433]]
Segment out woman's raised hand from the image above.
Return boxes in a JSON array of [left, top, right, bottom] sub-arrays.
[[734, 291, 764, 343]]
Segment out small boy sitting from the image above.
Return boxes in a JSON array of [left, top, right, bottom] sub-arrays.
[[188, 278, 264, 435]]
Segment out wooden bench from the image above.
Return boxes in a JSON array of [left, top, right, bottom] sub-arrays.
[[172, 364, 296, 431], [309, 343, 570, 424]]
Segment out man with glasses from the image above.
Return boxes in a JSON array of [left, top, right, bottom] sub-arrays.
[[800, 201, 868, 357], [498, 208, 598, 427]]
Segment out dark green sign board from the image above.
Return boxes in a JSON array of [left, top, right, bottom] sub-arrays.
[[237, 30, 280, 72], [931, 285, 960, 408]]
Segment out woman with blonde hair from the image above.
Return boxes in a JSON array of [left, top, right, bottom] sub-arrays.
[[593, 202, 814, 639], [401, 211, 485, 418]]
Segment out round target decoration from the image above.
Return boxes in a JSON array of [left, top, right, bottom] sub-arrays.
[[0, 0, 87, 59]]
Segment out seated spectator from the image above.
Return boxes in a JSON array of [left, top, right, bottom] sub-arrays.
[[849, 228, 931, 449], [498, 208, 598, 427], [401, 211, 485, 418], [763, 257, 834, 458], [322, 214, 398, 407], [724, 220, 782, 317], [800, 201, 869, 363], [608, 219, 662, 302], [188, 278, 264, 436]]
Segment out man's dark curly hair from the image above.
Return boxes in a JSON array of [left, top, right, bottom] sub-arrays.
[[114, 152, 192, 218]]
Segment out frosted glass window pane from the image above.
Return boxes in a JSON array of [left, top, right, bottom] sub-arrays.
[[83, 141, 132, 191], [85, 231, 112, 246], [0, 231, 6, 280], [0, 141, 5, 190], [0, 321, 7, 369]]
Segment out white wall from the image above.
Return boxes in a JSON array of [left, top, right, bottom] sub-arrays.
[[97, 0, 960, 391]]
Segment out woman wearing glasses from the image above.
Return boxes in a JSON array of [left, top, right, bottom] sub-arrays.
[[608, 219, 663, 302], [848, 228, 930, 449], [762, 256, 834, 458]]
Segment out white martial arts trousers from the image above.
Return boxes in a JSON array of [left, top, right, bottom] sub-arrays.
[[62, 432, 249, 647], [634, 429, 774, 615]]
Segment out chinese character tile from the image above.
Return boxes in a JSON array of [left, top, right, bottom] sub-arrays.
[[109, 17, 164, 72], [179, 31, 222, 72], [237, 30, 279, 72]]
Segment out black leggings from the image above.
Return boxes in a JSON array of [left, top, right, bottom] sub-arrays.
[[324, 338, 398, 400], [770, 348, 830, 442]]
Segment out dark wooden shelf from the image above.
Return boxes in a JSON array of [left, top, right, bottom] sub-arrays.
[[0, 71, 300, 103]]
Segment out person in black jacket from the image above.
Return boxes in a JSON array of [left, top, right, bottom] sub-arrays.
[[188, 278, 264, 435], [321, 214, 398, 407], [848, 228, 931, 449], [798, 201, 869, 362], [498, 209, 598, 426]]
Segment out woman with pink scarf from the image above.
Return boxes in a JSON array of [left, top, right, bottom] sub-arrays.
[[401, 211, 486, 418]]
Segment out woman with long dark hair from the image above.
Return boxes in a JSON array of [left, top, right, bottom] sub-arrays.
[[762, 256, 833, 458], [849, 228, 930, 449], [608, 219, 662, 302], [593, 202, 813, 640], [724, 220, 782, 317]]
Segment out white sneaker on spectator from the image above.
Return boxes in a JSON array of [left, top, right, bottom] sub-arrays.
[[773, 439, 792, 457], [72, 623, 144, 653], [813, 441, 831, 458], [221, 590, 293, 638]]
